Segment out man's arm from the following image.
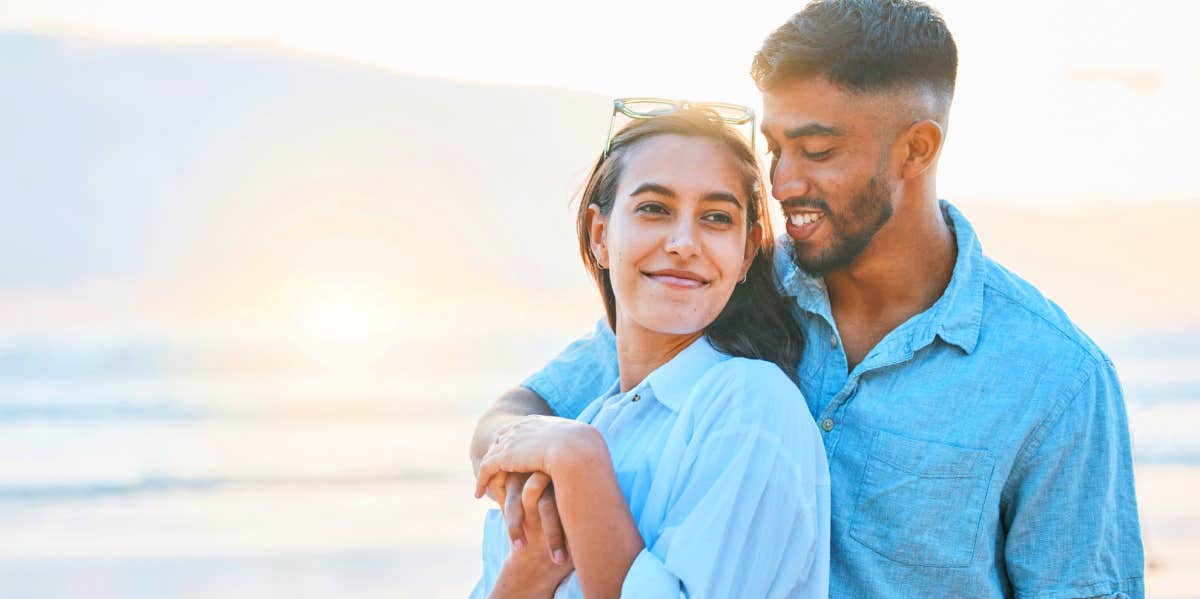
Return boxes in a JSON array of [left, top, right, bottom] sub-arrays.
[[1000, 356, 1144, 598], [469, 321, 620, 568], [470, 387, 569, 563], [471, 387, 553, 476]]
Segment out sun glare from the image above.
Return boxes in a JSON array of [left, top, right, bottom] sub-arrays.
[[295, 291, 401, 371]]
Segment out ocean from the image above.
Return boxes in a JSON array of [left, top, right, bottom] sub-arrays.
[[1, 331, 1196, 597]]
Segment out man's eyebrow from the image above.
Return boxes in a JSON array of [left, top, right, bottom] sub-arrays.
[[783, 123, 846, 139]]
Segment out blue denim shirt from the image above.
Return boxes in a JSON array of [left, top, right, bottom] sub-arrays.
[[523, 201, 1144, 598]]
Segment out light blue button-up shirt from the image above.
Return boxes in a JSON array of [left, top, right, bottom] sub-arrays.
[[472, 337, 831, 598], [521, 202, 1144, 598]]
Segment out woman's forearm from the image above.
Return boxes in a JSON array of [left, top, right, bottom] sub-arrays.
[[548, 431, 645, 599]]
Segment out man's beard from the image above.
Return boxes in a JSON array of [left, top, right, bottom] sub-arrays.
[[791, 176, 893, 278]]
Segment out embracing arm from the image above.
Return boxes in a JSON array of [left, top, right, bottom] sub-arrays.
[[470, 387, 553, 476]]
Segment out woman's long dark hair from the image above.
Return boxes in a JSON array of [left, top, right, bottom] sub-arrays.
[[576, 108, 803, 379]]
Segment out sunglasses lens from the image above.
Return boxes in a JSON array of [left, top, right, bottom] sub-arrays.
[[705, 104, 753, 124], [621, 99, 678, 117]]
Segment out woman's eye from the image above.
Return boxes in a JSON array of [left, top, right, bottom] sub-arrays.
[[636, 202, 668, 214], [703, 212, 734, 224], [802, 148, 834, 161]]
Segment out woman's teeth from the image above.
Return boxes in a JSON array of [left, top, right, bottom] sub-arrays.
[[790, 212, 824, 227]]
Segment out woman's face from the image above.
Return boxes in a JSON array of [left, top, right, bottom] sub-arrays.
[[591, 133, 758, 337]]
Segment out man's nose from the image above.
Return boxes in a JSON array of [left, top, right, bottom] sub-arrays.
[[771, 156, 813, 202]]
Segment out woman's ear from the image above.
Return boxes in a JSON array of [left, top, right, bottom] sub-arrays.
[[586, 204, 609, 268], [741, 222, 762, 281]]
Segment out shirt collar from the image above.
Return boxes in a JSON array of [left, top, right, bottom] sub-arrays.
[[635, 336, 728, 412], [776, 199, 985, 355]]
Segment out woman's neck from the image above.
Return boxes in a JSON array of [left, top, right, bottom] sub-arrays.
[[614, 317, 704, 393]]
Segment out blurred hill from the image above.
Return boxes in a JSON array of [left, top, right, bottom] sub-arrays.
[[0, 31, 1196, 356]]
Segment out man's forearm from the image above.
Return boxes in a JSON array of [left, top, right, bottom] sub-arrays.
[[470, 387, 554, 475]]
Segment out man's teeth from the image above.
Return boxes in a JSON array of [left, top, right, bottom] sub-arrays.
[[790, 212, 824, 227]]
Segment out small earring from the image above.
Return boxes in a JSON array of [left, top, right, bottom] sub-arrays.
[[739, 274, 748, 284]]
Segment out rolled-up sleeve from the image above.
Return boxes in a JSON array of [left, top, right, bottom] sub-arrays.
[[521, 318, 618, 419], [622, 425, 824, 598], [1001, 357, 1144, 598]]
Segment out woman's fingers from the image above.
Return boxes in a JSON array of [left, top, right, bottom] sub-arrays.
[[521, 472, 551, 510], [474, 461, 503, 499]]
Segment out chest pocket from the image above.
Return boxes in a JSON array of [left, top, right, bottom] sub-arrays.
[[850, 430, 995, 568]]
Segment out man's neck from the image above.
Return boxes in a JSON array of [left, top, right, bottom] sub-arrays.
[[824, 196, 957, 369], [613, 317, 703, 393]]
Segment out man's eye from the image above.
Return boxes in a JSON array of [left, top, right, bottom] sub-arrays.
[[636, 203, 668, 214], [802, 148, 834, 161]]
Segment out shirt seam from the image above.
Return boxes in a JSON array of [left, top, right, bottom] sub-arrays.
[[999, 353, 1096, 505], [982, 280, 1106, 364]]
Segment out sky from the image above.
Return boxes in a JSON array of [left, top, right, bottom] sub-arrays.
[[4, 0, 1198, 201], [2, 0, 1198, 349]]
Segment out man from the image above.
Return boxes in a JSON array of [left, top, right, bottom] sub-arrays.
[[471, 0, 1144, 596]]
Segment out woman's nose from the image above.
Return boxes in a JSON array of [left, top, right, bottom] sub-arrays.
[[664, 220, 700, 258]]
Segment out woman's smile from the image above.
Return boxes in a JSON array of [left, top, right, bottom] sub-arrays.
[[642, 268, 710, 289]]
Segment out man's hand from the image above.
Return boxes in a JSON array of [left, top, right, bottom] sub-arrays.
[[487, 470, 569, 565], [488, 479, 575, 599]]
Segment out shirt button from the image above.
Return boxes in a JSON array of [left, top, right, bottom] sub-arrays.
[[821, 418, 835, 432], [631, 394, 640, 402], [830, 334, 839, 348]]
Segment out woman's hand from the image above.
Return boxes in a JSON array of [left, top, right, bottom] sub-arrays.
[[473, 415, 603, 500]]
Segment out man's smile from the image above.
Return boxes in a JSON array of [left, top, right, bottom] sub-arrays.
[[785, 209, 825, 240]]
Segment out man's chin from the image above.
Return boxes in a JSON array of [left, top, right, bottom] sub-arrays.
[[791, 242, 851, 278]]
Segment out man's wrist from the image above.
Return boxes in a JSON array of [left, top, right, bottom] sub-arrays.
[[493, 551, 567, 599]]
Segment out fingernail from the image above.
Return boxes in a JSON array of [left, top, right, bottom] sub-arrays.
[[553, 549, 566, 563], [513, 538, 526, 550]]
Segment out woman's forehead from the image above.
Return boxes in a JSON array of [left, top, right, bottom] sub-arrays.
[[618, 134, 748, 197]]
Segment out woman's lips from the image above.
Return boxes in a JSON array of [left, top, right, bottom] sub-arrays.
[[644, 269, 709, 289], [785, 210, 825, 241]]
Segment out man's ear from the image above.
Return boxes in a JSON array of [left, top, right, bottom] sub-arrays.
[[899, 119, 945, 180], [741, 222, 762, 280], [586, 204, 609, 268]]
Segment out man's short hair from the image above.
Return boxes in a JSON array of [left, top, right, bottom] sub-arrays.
[[751, 0, 958, 103]]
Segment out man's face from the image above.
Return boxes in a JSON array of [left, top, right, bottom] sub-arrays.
[[762, 77, 896, 277]]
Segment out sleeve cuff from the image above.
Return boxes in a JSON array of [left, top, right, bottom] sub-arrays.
[[1014, 576, 1145, 599], [621, 548, 679, 597], [520, 371, 566, 416]]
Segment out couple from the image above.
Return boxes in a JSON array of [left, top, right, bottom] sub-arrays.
[[470, 1, 1144, 597]]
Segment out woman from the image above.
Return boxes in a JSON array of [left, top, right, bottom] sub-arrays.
[[471, 107, 830, 598]]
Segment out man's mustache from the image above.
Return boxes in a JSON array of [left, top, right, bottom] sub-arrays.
[[779, 198, 831, 213]]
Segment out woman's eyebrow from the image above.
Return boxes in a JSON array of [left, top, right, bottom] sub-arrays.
[[630, 182, 675, 197], [632, 183, 742, 209], [701, 191, 743, 209]]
